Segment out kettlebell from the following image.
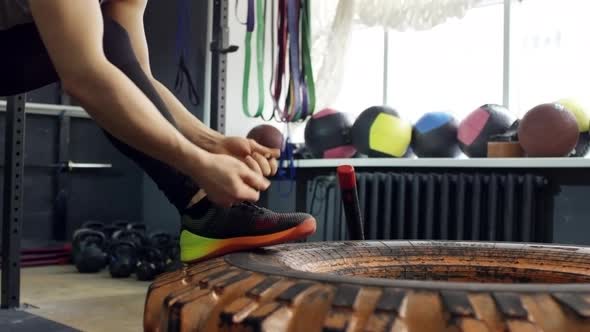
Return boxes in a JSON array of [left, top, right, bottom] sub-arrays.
[[113, 220, 130, 230], [136, 246, 167, 281], [72, 229, 108, 273], [81, 220, 104, 231], [111, 229, 146, 248], [108, 240, 137, 278], [149, 232, 181, 272], [127, 222, 147, 234], [102, 224, 123, 240]]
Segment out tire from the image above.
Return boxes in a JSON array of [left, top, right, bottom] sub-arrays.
[[144, 241, 590, 332]]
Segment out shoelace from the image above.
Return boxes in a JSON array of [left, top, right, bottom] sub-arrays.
[[237, 202, 266, 215]]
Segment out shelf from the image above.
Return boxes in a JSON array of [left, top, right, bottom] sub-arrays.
[[0, 101, 89, 118], [292, 157, 590, 169]]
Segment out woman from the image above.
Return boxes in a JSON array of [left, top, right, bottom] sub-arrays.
[[0, 0, 316, 263]]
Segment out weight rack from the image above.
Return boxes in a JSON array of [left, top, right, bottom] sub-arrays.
[[1, 95, 26, 309], [1, 0, 231, 309]]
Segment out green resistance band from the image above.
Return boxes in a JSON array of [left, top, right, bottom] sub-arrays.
[[242, 0, 266, 118]]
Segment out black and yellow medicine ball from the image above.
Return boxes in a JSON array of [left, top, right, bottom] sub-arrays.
[[556, 98, 590, 157], [351, 106, 412, 158]]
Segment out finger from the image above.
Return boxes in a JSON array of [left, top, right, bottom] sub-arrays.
[[249, 139, 281, 159], [253, 152, 271, 176], [269, 157, 278, 176], [209, 194, 232, 208], [244, 155, 262, 176], [241, 167, 271, 191], [235, 182, 260, 202], [236, 137, 253, 156], [269, 148, 281, 159]]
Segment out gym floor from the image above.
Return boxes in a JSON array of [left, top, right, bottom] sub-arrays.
[[15, 265, 149, 332]]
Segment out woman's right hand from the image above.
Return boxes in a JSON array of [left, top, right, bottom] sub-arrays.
[[193, 153, 271, 207]]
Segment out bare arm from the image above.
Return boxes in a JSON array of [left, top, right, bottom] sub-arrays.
[[29, 0, 202, 175], [101, 0, 224, 152], [103, 0, 280, 177], [28, 0, 268, 206]]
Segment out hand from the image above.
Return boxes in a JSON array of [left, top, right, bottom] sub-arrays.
[[213, 136, 281, 177], [192, 153, 270, 207]]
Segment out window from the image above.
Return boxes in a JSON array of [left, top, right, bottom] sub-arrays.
[[310, 0, 590, 134], [329, 26, 384, 120], [510, 0, 590, 114], [387, 4, 504, 123]]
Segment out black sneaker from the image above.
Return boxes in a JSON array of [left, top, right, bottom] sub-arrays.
[[179, 202, 316, 263]]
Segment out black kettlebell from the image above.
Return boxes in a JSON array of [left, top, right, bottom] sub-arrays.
[[113, 220, 130, 230], [81, 220, 104, 231], [149, 232, 181, 272], [108, 240, 138, 278], [136, 246, 167, 281], [111, 229, 146, 248], [72, 229, 108, 273], [149, 232, 172, 252], [127, 222, 147, 234], [102, 224, 122, 240]]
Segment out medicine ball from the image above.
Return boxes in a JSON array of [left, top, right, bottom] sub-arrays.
[[247, 124, 284, 150], [412, 112, 460, 158], [304, 108, 356, 158], [457, 104, 516, 158], [556, 98, 590, 157], [518, 103, 579, 157], [351, 106, 412, 158]]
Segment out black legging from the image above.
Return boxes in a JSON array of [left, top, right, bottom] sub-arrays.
[[0, 17, 199, 212]]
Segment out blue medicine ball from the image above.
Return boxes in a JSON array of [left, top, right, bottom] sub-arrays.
[[412, 112, 460, 158]]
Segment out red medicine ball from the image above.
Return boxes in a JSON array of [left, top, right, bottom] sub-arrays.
[[247, 124, 284, 150], [518, 103, 579, 157]]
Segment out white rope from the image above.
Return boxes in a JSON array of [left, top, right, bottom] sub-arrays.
[[311, 0, 356, 111], [356, 0, 481, 31]]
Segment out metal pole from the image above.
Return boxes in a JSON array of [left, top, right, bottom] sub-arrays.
[[210, 0, 235, 134], [53, 114, 70, 241], [2, 94, 26, 309], [203, 0, 214, 128], [383, 28, 389, 106], [502, 0, 511, 108]]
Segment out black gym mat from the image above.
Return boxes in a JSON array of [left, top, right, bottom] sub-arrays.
[[0, 309, 79, 332]]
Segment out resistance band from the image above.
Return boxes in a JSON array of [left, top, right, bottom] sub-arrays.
[[240, 0, 315, 122], [242, 0, 266, 118], [174, 0, 200, 106], [268, 0, 280, 121], [285, 0, 303, 121], [280, 0, 315, 122], [273, 0, 289, 121], [301, 0, 315, 117]]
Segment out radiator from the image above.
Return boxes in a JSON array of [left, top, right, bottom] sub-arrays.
[[305, 172, 553, 243]]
